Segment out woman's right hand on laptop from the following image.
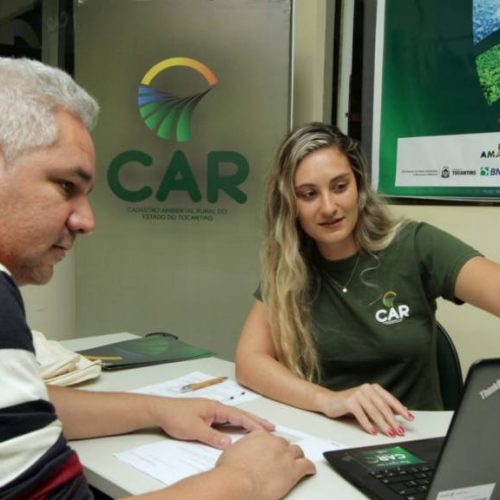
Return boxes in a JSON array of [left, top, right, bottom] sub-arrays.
[[316, 383, 414, 437]]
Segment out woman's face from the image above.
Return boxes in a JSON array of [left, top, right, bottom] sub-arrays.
[[294, 146, 359, 260]]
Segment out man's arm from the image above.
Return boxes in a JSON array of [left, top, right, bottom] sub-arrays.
[[47, 385, 273, 449], [47, 386, 315, 499]]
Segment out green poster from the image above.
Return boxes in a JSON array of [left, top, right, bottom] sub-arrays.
[[373, 0, 500, 200]]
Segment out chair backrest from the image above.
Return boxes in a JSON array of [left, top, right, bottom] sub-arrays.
[[436, 322, 464, 411]]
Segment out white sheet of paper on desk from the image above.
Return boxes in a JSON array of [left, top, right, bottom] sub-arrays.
[[115, 424, 345, 486], [274, 425, 346, 463], [129, 371, 260, 406], [115, 429, 244, 486]]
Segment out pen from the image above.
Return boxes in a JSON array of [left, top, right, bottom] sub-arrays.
[[181, 376, 228, 393], [83, 355, 123, 361]]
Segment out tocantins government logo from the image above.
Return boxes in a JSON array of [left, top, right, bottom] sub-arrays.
[[137, 57, 218, 142]]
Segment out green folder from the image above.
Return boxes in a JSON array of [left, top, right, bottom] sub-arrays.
[[77, 333, 214, 370]]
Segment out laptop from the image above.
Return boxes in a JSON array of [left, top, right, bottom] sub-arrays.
[[323, 358, 500, 500]]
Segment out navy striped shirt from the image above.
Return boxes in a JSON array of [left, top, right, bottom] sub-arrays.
[[0, 265, 91, 499]]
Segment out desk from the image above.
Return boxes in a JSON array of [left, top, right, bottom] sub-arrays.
[[63, 333, 452, 499]]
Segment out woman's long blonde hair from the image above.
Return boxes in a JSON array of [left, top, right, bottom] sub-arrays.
[[261, 123, 402, 381]]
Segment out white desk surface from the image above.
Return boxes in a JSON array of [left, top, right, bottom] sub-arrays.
[[63, 333, 452, 499]]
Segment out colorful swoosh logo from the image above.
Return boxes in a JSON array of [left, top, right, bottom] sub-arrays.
[[138, 57, 218, 142]]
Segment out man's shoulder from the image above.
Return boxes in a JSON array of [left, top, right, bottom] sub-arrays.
[[0, 264, 32, 351], [0, 264, 19, 297]]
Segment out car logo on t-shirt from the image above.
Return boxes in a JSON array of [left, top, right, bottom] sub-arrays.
[[375, 291, 411, 325]]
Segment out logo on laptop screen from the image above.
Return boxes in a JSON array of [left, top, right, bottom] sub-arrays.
[[138, 57, 218, 142], [354, 446, 424, 469]]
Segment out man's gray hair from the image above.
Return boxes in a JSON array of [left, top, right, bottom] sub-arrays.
[[0, 57, 99, 163]]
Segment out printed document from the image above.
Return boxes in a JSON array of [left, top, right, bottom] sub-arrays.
[[115, 425, 345, 486], [130, 371, 259, 406]]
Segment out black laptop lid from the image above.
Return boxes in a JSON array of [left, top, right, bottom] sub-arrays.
[[426, 358, 500, 499], [323, 358, 500, 500]]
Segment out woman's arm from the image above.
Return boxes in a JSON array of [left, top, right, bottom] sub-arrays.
[[235, 300, 413, 437], [455, 256, 500, 316]]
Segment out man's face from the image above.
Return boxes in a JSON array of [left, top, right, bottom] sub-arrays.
[[0, 109, 96, 285]]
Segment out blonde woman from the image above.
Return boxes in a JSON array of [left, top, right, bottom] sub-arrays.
[[236, 122, 500, 437]]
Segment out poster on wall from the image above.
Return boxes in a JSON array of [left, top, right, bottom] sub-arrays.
[[371, 0, 500, 200], [73, 0, 292, 358]]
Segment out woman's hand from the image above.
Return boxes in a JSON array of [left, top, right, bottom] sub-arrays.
[[315, 383, 414, 436]]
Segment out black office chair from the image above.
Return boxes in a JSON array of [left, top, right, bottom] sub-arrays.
[[435, 322, 464, 411]]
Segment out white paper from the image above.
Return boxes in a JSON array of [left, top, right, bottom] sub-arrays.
[[115, 424, 345, 486], [130, 371, 259, 406], [274, 425, 345, 463], [436, 483, 496, 500], [115, 432, 242, 486]]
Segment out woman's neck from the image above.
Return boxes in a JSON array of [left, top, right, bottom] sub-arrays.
[[316, 239, 359, 261]]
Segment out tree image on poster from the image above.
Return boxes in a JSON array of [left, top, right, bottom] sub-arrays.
[[374, 0, 500, 200], [474, 0, 500, 109]]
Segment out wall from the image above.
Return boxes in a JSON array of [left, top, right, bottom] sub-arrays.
[[293, 0, 334, 125], [22, 0, 323, 350], [22, 1, 292, 364], [21, 252, 76, 339], [21, 0, 500, 375]]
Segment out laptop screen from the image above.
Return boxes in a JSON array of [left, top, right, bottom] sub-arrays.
[[349, 445, 426, 471]]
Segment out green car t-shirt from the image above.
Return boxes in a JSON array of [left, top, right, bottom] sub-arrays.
[[311, 221, 482, 410], [256, 221, 482, 410]]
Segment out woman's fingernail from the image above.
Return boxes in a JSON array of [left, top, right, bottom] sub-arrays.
[[397, 426, 405, 435], [370, 428, 377, 435], [408, 412, 415, 421], [387, 428, 396, 437]]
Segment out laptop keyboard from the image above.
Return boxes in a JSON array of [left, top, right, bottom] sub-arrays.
[[369, 464, 434, 500]]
